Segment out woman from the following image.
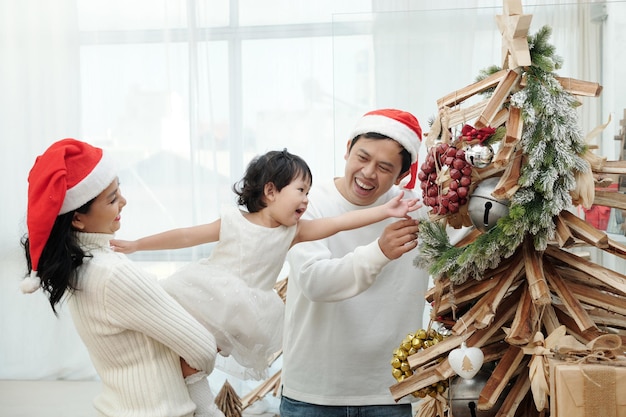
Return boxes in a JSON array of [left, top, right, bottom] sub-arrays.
[[20, 138, 219, 417]]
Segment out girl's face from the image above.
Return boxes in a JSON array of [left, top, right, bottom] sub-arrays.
[[268, 175, 311, 226], [72, 178, 127, 234]]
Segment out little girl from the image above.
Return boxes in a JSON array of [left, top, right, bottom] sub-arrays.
[[111, 149, 419, 378]]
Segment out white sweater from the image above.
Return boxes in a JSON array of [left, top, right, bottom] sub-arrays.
[[68, 233, 217, 417], [283, 182, 430, 406]]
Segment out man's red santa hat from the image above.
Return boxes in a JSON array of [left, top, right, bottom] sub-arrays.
[[350, 108, 422, 189]]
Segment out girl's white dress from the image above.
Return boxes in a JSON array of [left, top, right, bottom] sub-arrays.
[[160, 205, 294, 378]]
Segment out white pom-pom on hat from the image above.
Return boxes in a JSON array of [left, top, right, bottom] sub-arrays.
[[20, 271, 41, 294]]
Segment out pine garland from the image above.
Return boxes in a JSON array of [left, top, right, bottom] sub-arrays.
[[414, 26, 589, 285]]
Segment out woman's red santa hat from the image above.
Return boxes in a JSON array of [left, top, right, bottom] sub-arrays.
[[21, 138, 117, 293], [350, 108, 422, 189]]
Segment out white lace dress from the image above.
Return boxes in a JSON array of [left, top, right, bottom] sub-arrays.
[[160, 205, 294, 378]]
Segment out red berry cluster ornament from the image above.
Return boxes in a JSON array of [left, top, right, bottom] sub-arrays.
[[418, 142, 472, 216]]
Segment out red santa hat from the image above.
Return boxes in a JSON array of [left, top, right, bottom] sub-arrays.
[[350, 109, 422, 189], [21, 138, 117, 293]]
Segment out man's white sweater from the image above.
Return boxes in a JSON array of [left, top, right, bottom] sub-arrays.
[[68, 233, 217, 417], [283, 182, 430, 406]]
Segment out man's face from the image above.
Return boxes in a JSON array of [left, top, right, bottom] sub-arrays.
[[337, 137, 409, 206]]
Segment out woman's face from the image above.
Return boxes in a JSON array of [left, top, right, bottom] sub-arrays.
[[72, 178, 126, 234]]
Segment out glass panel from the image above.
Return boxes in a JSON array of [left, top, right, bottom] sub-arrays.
[[77, 0, 189, 31], [241, 37, 336, 181], [239, 0, 370, 25]]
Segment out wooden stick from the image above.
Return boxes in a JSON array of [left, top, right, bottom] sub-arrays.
[[389, 359, 454, 400], [591, 159, 626, 174], [545, 245, 626, 295], [447, 99, 489, 127], [477, 345, 526, 410], [473, 258, 524, 329], [407, 333, 466, 369], [567, 281, 626, 316], [593, 190, 626, 210], [544, 261, 598, 333], [493, 108, 522, 169], [504, 285, 537, 345], [437, 69, 509, 108], [492, 149, 523, 199], [428, 277, 501, 315], [553, 214, 576, 248], [585, 307, 626, 330], [541, 303, 562, 336], [465, 286, 521, 348], [605, 238, 626, 260], [559, 209, 609, 248], [522, 238, 551, 305], [556, 77, 603, 96], [520, 75, 602, 97], [241, 371, 282, 409], [451, 258, 522, 333], [552, 305, 606, 343], [475, 70, 521, 128], [494, 361, 531, 417], [554, 263, 619, 293]]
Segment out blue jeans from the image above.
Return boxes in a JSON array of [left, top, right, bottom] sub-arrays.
[[279, 396, 412, 417]]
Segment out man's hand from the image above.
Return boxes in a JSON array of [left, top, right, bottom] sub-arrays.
[[378, 218, 420, 260]]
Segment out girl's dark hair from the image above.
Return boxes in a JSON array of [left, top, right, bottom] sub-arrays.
[[233, 149, 312, 213], [21, 199, 95, 315], [350, 132, 412, 175]]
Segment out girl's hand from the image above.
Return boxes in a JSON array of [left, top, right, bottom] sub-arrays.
[[109, 239, 138, 254], [386, 191, 421, 218]]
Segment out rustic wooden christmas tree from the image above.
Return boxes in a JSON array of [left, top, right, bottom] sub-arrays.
[[389, 1, 626, 416], [215, 380, 243, 417]]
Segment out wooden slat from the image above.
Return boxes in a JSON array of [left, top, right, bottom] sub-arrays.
[[555, 77, 603, 97], [493, 360, 531, 417], [593, 190, 626, 210], [606, 238, 626, 259], [553, 214, 576, 248], [447, 99, 490, 127], [389, 359, 454, 401], [522, 238, 551, 305], [504, 285, 537, 345], [520, 75, 602, 97], [492, 149, 523, 199], [437, 69, 509, 108], [553, 305, 607, 343], [545, 245, 626, 296], [544, 261, 598, 333], [475, 70, 521, 128], [477, 345, 526, 410], [592, 159, 626, 174], [451, 255, 522, 334], [493, 107, 522, 168], [559, 209, 609, 248], [406, 333, 466, 369], [567, 281, 626, 316]]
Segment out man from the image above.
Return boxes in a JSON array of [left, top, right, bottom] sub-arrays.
[[281, 109, 429, 417]]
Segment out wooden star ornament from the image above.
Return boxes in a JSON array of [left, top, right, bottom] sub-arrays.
[[495, 0, 533, 69]]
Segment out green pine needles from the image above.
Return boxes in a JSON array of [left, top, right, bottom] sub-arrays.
[[414, 26, 590, 285]]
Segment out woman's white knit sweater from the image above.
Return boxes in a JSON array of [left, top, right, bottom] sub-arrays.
[[68, 233, 217, 417]]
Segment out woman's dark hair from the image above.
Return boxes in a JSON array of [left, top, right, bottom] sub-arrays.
[[21, 198, 95, 315], [350, 132, 412, 175], [233, 149, 312, 213]]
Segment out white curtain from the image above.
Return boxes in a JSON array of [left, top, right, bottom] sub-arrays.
[[1, 0, 621, 385]]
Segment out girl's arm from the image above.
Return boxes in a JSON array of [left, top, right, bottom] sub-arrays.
[[292, 191, 419, 245], [110, 219, 221, 254]]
